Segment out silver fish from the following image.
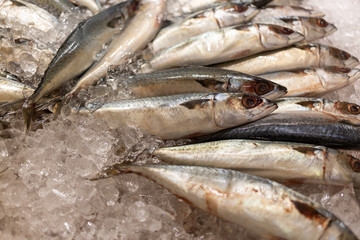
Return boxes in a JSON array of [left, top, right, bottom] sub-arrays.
[[253, 5, 325, 20], [74, 93, 277, 140], [0, 0, 58, 32], [68, 0, 101, 13], [66, 0, 166, 99], [196, 112, 360, 148], [119, 67, 287, 99], [259, 66, 360, 97], [153, 140, 360, 186], [142, 23, 304, 72], [254, 16, 337, 42], [151, 3, 259, 53], [93, 165, 357, 240], [214, 44, 360, 75], [0, 77, 34, 102], [266, 0, 303, 6]]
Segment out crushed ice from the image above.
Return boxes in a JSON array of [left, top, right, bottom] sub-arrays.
[[0, 0, 360, 239]]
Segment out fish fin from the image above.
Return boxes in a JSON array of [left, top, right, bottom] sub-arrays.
[[22, 103, 35, 133], [87, 163, 129, 181], [0, 98, 26, 117], [180, 99, 212, 110], [196, 79, 224, 90]]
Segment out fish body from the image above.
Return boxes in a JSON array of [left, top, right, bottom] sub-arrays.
[[259, 66, 360, 96], [102, 165, 357, 240], [67, 0, 165, 98], [196, 112, 360, 148], [151, 3, 259, 53], [75, 93, 277, 140], [120, 67, 287, 99], [215, 44, 359, 75], [153, 140, 360, 186], [0, 77, 34, 102], [254, 16, 336, 42], [69, 0, 101, 13], [25, 0, 73, 17], [253, 5, 325, 20], [275, 97, 360, 126], [0, 0, 58, 32], [25, 0, 139, 107], [143, 23, 304, 72]]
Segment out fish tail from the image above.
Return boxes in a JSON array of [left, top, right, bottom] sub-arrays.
[[22, 102, 35, 133], [87, 163, 130, 181], [0, 98, 26, 117]]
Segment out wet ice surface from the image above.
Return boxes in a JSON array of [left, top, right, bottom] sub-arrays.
[[1, 0, 360, 239]]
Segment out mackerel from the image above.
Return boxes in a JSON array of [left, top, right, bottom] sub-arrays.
[[215, 44, 359, 75], [67, 0, 165, 98], [119, 67, 287, 99], [259, 66, 360, 97], [142, 23, 304, 72], [154, 140, 360, 186], [74, 93, 277, 140], [254, 16, 336, 42], [151, 3, 259, 53], [94, 165, 358, 240], [195, 112, 360, 148], [0, 77, 34, 103]]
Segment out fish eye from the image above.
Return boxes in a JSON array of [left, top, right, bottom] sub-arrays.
[[269, 25, 294, 35], [242, 95, 262, 109], [233, 4, 248, 12], [347, 103, 360, 115], [254, 81, 274, 95], [349, 156, 360, 172], [316, 18, 329, 27]]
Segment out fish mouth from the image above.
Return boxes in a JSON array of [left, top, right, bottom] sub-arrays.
[[345, 56, 360, 68], [263, 99, 278, 112], [325, 24, 337, 36], [261, 84, 288, 100]]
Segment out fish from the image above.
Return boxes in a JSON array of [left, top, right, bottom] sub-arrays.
[[166, 0, 271, 17], [74, 93, 277, 140], [141, 23, 304, 72], [259, 66, 360, 97], [275, 97, 360, 126], [253, 5, 325, 19], [254, 16, 337, 42], [214, 44, 359, 75], [153, 140, 360, 186], [0, 77, 34, 103], [195, 111, 360, 148], [68, 0, 101, 13], [151, 3, 260, 53], [0, 0, 58, 32], [66, 0, 165, 100], [92, 165, 358, 240], [25, 0, 74, 17], [119, 67, 287, 99], [0, 1, 139, 125], [265, 0, 303, 6]]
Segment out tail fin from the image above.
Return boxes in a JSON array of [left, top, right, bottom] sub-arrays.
[[0, 98, 26, 117]]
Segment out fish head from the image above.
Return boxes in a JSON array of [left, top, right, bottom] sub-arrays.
[[258, 24, 304, 48], [213, 93, 277, 128], [306, 17, 337, 40], [326, 151, 360, 185], [214, 4, 259, 28], [321, 45, 359, 67], [317, 66, 360, 91], [331, 98, 360, 125], [236, 77, 287, 99]]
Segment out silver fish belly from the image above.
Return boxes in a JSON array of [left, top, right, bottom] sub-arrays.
[[151, 3, 259, 53], [153, 139, 360, 186], [143, 23, 304, 72], [259, 66, 360, 97], [214, 44, 359, 75], [67, 0, 166, 98], [99, 165, 357, 240], [119, 67, 287, 99], [74, 93, 277, 140]]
